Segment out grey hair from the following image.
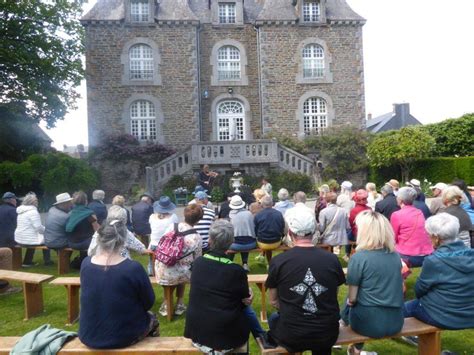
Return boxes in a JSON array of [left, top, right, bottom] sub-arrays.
[[260, 195, 273, 208], [277, 188, 289, 201], [208, 220, 234, 252], [425, 213, 459, 243], [22, 193, 38, 206], [293, 191, 306, 204], [319, 184, 330, 194], [381, 184, 393, 195], [397, 187, 417, 205], [97, 218, 127, 254], [92, 190, 105, 201], [107, 205, 127, 224]]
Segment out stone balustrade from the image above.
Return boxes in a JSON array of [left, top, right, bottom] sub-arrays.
[[146, 140, 315, 196], [191, 140, 279, 166]]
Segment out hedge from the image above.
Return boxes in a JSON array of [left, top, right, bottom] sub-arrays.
[[369, 156, 474, 186]]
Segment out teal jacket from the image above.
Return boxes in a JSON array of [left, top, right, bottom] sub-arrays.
[[10, 324, 76, 355], [416, 241, 474, 330]]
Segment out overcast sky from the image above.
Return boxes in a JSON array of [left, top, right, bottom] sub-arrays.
[[45, 0, 474, 149]]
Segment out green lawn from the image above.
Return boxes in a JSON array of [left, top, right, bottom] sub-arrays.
[[1, 251, 473, 354]]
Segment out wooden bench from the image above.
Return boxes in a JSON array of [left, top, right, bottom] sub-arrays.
[[0, 336, 248, 354], [226, 244, 334, 260], [0, 270, 54, 320], [51, 276, 271, 324], [257, 317, 441, 355], [12, 245, 76, 275]]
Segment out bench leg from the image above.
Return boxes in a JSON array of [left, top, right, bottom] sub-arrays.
[[255, 282, 267, 322], [23, 283, 44, 320], [66, 285, 80, 325], [12, 247, 22, 270], [163, 286, 176, 322], [58, 249, 72, 275], [418, 331, 441, 355]]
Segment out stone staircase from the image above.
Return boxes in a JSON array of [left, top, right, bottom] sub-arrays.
[[145, 139, 315, 196]]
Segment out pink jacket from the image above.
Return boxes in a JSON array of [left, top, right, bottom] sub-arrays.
[[390, 205, 434, 256]]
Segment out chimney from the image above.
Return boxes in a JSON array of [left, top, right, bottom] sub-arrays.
[[367, 113, 372, 120], [393, 103, 410, 127]]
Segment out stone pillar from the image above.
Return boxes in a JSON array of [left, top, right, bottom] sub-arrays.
[[145, 166, 154, 198]]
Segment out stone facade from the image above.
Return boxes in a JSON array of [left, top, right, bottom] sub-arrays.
[[82, 0, 366, 151]]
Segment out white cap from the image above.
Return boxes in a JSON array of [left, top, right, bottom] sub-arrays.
[[286, 208, 316, 237], [341, 181, 353, 190], [430, 183, 448, 191], [406, 179, 421, 188]]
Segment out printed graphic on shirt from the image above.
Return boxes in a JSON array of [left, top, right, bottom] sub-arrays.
[[290, 268, 328, 314]]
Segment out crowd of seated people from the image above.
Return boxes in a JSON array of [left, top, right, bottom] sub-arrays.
[[0, 176, 473, 354]]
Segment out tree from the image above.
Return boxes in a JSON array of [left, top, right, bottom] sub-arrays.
[[420, 113, 474, 157], [0, 0, 84, 127], [305, 125, 370, 182], [368, 126, 435, 181]]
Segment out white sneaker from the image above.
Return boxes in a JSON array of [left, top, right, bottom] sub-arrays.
[[174, 303, 187, 316], [243, 263, 250, 272], [159, 302, 167, 317]]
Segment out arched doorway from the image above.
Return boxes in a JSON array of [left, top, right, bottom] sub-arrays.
[[217, 100, 245, 141]]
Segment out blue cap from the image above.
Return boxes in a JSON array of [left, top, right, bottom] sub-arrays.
[[195, 191, 209, 201], [2, 192, 16, 200]]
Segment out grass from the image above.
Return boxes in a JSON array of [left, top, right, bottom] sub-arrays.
[[1, 251, 474, 354]]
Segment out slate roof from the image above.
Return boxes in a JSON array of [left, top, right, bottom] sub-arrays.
[[256, 0, 297, 22], [157, 0, 198, 21], [82, 0, 364, 24], [366, 104, 422, 133]]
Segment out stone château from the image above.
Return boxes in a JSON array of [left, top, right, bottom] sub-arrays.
[[82, 0, 365, 148]]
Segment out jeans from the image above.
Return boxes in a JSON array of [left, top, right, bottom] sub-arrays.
[[268, 312, 335, 355], [228, 241, 257, 264], [399, 254, 427, 268], [243, 305, 265, 338], [20, 244, 51, 265], [403, 299, 442, 327]]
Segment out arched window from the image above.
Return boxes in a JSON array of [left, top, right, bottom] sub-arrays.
[[217, 101, 245, 141], [217, 46, 241, 81], [303, 97, 327, 135], [130, 100, 157, 140], [303, 44, 324, 78], [129, 44, 153, 80]]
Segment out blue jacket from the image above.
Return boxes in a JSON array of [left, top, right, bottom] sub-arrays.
[[0, 202, 17, 247], [413, 200, 431, 219], [87, 200, 107, 225], [254, 207, 285, 243], [416, 241, 474, 330], [131, 201, 153, 236]]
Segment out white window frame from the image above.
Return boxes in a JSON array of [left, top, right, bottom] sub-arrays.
[[303, 44, 324, 78], [217, 46, 241, 81], [130, 0, 150, 22], [218, 3, 236, 24], [130, 100, 157, 141], [303, 97, 328, 135], [129, 44, 154, 80], [302, 0, 321, 23], [217, 101, 245, 141]]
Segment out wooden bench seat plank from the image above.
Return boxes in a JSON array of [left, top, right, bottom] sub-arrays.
[[50, 277, 82, 286], [0, 270, 54, 284], [259, 318, 441, 355], [0, 337, 201, 354], [13, 245, 76, 274]]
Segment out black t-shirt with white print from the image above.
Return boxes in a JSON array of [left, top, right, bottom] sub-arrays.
[[265, 247, 346, 349]]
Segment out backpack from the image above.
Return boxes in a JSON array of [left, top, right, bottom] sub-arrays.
[[154, 224, 197, 266]]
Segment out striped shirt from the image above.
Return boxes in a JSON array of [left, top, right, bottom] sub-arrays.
[[194, 206, 215, 250]]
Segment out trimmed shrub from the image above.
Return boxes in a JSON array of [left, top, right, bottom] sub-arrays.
[[369, 156, 474, 186]]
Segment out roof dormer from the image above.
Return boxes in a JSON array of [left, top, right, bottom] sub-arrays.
[[298, 0, 327, 25], [125, 0, 155, 24], [211, 0, 244, 26]]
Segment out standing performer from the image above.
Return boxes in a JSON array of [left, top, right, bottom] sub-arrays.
[[198, 165, 218, 193]]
